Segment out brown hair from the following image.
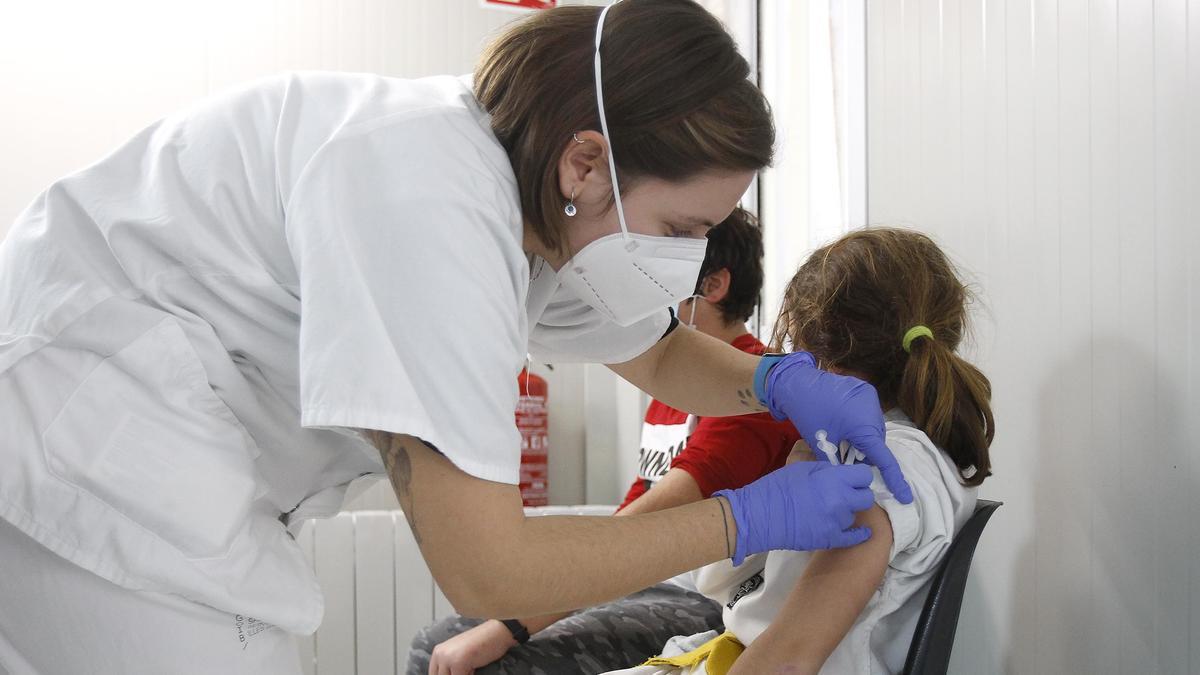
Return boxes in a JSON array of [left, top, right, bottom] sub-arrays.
[[474, 0, 774, 253], [771, 228, 994, 486], [697, 207, 764, 324]]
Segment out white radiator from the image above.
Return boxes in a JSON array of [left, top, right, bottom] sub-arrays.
[[294, 505, 618, 675]]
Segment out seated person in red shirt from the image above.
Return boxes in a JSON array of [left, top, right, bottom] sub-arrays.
[[407, 208, 801, 675]]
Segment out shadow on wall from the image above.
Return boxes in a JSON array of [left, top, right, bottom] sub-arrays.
[[1002, 336, 1190, 674], [947, 552, 1000, 673]]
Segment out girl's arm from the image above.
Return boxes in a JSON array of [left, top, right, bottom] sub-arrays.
[[727, 505, 894, 675], [615, 468, 704, 515]]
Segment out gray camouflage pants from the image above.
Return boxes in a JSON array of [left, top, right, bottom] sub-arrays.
[[405, 583, 723, 675]]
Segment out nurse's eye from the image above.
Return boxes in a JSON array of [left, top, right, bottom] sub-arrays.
[[667, 225, 698, 238]]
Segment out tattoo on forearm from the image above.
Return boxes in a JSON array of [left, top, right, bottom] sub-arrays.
[[370, 431, 422, 543], [736, 387, 763, 411]]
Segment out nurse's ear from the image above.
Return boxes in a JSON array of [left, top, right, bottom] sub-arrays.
[[556, 130, 611, 211]]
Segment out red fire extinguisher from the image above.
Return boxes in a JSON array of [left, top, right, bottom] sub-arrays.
[[516, 366, 549, 507]]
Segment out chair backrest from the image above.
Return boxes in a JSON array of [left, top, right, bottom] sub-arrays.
[[902, 499, 1002, 675]]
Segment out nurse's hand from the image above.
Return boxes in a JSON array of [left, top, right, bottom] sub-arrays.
[[428, 619, 516, 675], [760, 352, 914, 504], [714, 461, 876, 564]]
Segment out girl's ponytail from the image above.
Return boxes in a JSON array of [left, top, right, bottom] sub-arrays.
[[897, 334, 993, 486]]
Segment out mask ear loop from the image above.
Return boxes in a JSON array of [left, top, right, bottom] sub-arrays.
[[593, 2, 636, 252], [685, 294, 702, 328]]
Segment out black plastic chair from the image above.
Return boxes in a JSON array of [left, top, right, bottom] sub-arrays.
[[902, 499, 1002, 675]]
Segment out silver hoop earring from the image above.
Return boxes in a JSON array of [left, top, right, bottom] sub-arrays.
[[572, 133, 585, 144], [564, 188, 578, 217]]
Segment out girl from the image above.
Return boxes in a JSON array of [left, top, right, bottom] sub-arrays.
[[604, 227, 995, 675]]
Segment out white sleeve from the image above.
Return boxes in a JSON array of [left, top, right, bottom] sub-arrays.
[[284, 112, 527, 484], [690, 554, 768, 605], [870, 435, 966, 573]]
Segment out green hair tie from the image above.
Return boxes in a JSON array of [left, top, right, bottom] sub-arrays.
[[902, 325, 934, 353]]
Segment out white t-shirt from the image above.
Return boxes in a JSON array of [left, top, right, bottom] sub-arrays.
[[0, 72, 668, 633], [691, 410, 978, 674]]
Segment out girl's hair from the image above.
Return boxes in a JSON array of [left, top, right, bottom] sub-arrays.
[[771, 228, 993, 486], [474, 0, 774, 254]]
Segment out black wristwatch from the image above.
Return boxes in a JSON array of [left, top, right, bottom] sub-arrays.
[[501, 618, 531, 644]]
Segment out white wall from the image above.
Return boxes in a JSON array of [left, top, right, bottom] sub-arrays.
[[758, 0, 865, 344], [0, 0, 521, 236], [867, 1, 1200, 673]]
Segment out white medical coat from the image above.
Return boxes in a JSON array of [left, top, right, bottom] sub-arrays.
[[0, 72, 670, 634]]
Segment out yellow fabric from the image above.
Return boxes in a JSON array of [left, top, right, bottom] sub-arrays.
[[642, 632, 745, 675]]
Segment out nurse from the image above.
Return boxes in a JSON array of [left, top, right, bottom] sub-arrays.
[[0, 2, 911, 673]]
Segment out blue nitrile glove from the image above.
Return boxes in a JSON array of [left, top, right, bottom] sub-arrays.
[[754, 352, 914, 505], [715, 461, 876, 564]]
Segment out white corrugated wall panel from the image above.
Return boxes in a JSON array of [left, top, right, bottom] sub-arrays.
[[313, 514, 357, 675], [353, 513, 397, 675], [295, 523, 318, 675], [867, 1, 1200, 673]]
